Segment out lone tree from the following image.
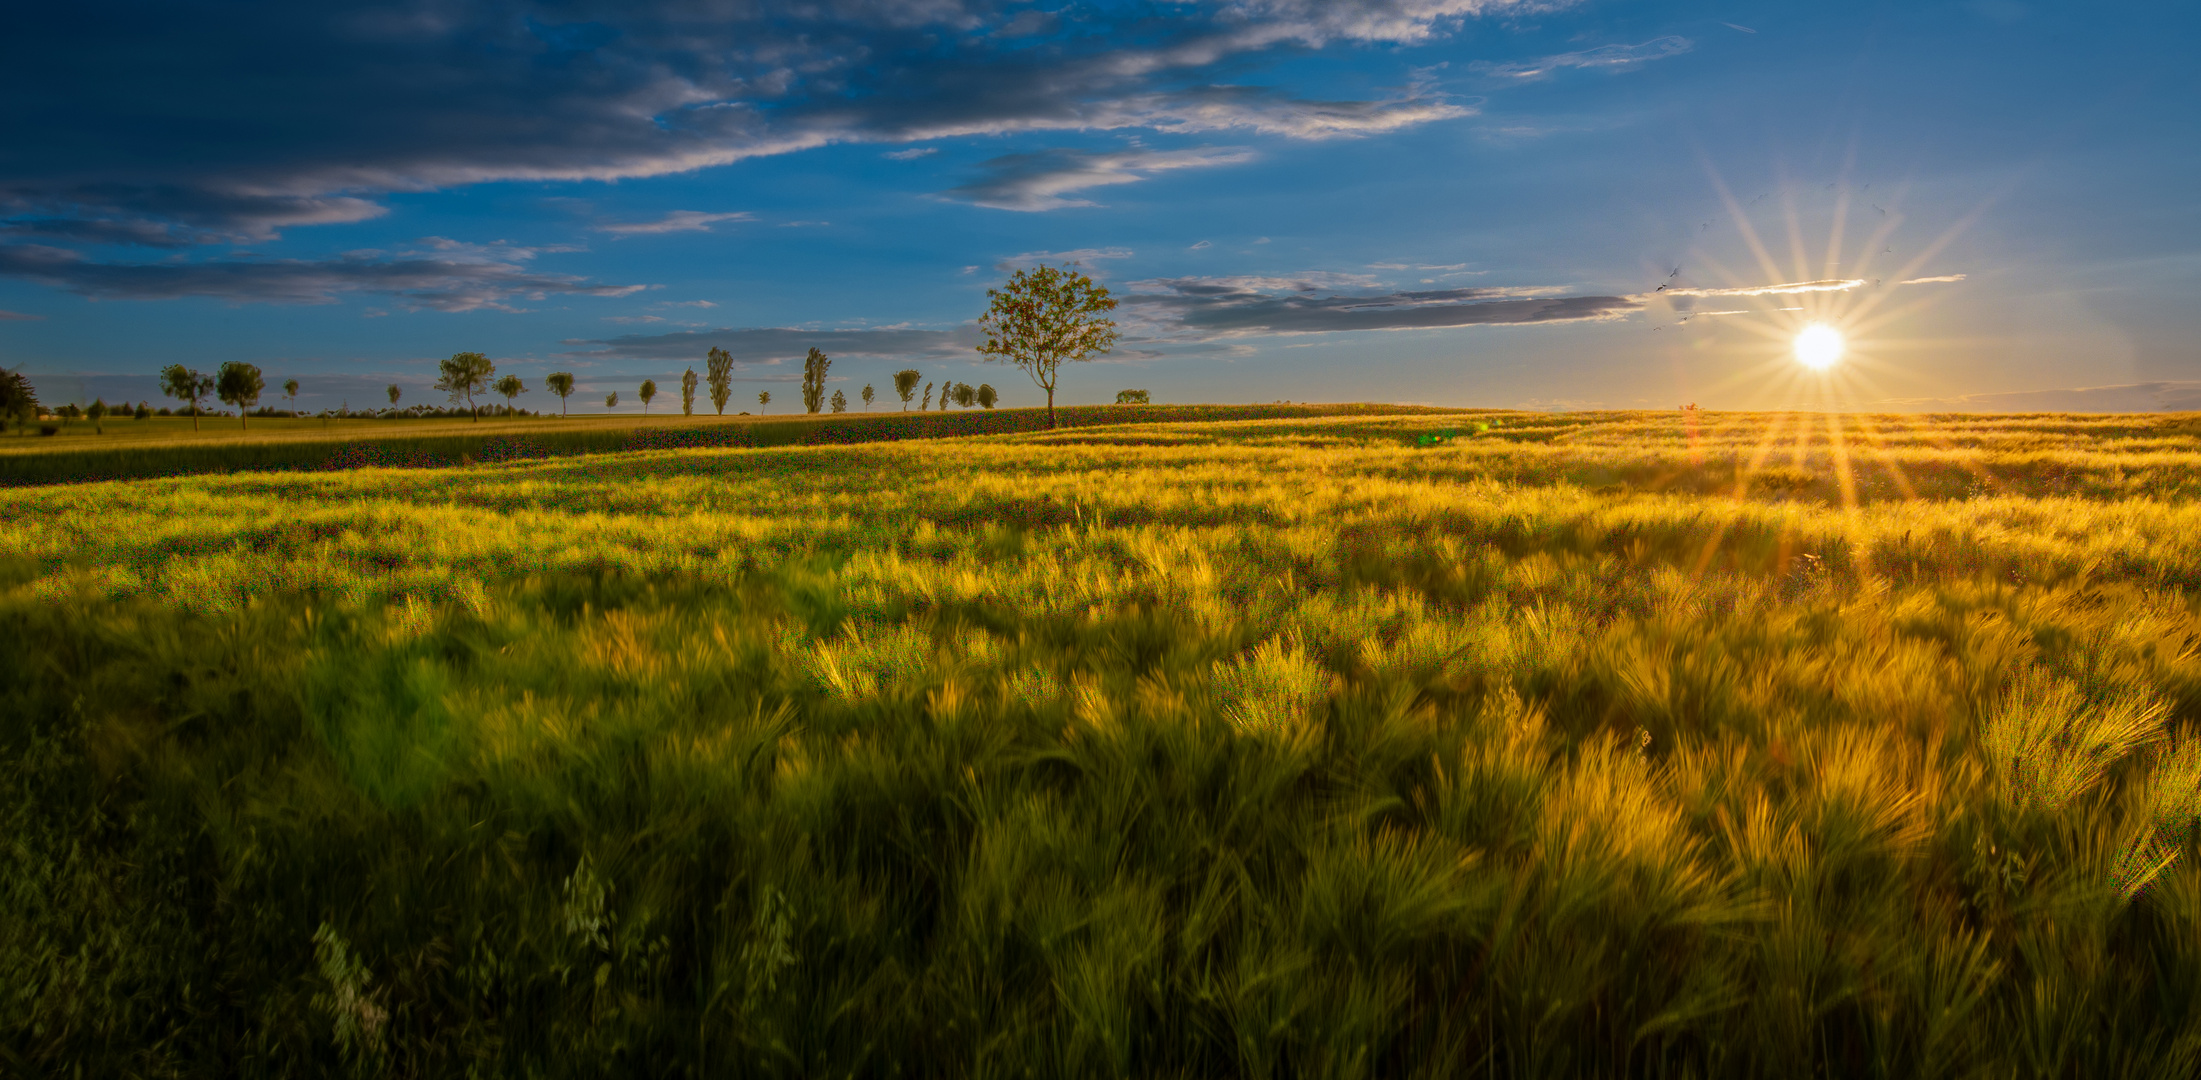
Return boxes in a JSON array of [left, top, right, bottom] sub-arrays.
[[87, 398, 108, 434], [680, 368, 699, 416], [830, 388, 847, 413], [159, 365, 214, 430], [217, 361, 264, 430], [976, 264, 1118, 429], [861, 384, 875, 410], [1115, 389, 1149, 404], [639, 378, 658, 415], [757, 390, 770, 413], [952, 382, 976, 409], [800, 347, 831, 414], [976, 383, 998, 409], [387, 384, 401, 409], [545, 372, 575, 415], [893, 369, 921, 411], [706, 347, 734, 415], [605, 391, 619, 409], [283, 378, 300, 414], [436, 351, 495, 420], [1, 366, 41, 434], [494, 374, 526, 414]]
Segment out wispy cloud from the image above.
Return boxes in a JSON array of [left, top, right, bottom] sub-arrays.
[[569, 324, 981, 363], [944, 147, 1255, 211], [993, 247, 1135, 273], [1472, 36, 1694, 81], [1721, 22, 1757, 34], [0, 309, 44, 321], [1124, 274, 1639, 337], [883, 147, 938, 160], [1899, 274, 1967, 285], [0, 243, 645, 312], [597, 211, 753, 236], [1661, 278, 1865, 297]]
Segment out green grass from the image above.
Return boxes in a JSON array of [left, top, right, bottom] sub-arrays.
[[6, 408, 2201, 1077]]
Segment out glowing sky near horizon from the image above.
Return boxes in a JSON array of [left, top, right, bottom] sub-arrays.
[[2, 1, 2196, 414]]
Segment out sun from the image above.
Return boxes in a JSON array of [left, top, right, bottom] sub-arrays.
[[1793, 323, 1845, 370]]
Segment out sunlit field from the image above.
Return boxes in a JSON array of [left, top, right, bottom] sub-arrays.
[[8, 408, 2201, 1077]]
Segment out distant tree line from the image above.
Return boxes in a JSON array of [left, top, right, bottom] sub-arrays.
[[14, 263, 1125, 437]]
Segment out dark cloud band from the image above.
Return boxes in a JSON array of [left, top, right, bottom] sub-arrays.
[[1126, 277, 1640, 335], [0, 243, 643, 312]]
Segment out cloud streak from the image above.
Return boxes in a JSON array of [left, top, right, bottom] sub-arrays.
[[1125, 275, 1639, 336], [1472, 36, 1694, 81], [944, 147, 1256, 210], [598, 210, 753, 235], [1660, 278, 1866, 298]]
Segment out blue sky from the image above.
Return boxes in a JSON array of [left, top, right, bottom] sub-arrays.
[[4, 0, 2197, 413]]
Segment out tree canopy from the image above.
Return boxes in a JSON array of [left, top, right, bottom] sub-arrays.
[[159, 365, 215, 430], [436, 352, 496, 421], [545, 372, 575, 415], [893, 369, 921, 410], [0, 366, 38, 433], [976, 264, 1117, 429], [216, 361, 264, 429]]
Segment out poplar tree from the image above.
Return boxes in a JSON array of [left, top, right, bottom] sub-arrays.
[[800, 348, 831, 414], [707, 347, 734, 415], [680, 368, 699, 416]]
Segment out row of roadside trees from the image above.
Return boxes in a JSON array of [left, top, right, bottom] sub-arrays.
[[117, 261, 1123, 431]]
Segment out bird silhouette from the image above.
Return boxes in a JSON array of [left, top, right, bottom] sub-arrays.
[[1873, 204, 1886, 215]]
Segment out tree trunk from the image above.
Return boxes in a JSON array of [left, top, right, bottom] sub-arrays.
[[1045, 386, 1055, 429], [190, 404, 198, 431]]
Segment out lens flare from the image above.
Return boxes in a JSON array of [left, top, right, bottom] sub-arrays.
[[1793, 323, 1844, 370]]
